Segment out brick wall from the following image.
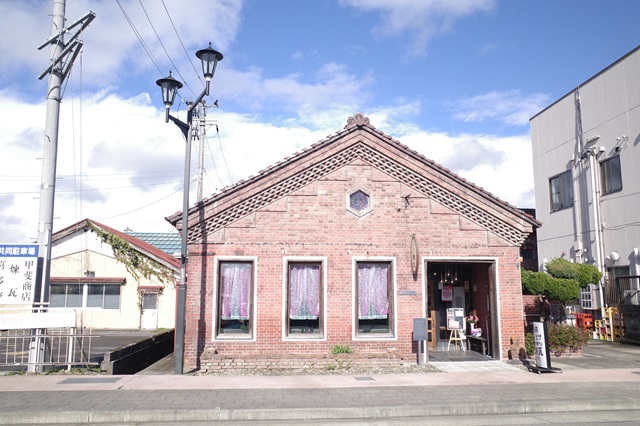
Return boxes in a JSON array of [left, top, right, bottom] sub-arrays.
[[183, 161, 526, 371]]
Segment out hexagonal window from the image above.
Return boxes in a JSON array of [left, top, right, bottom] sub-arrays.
[[347, 189, 372, 217]]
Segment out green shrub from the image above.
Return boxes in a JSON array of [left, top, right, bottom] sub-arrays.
[[547, 323, 590, 354], [545, 258, 578, 281], [525, 332, 535, 357], [545, 277, 580, 301], [331, 345, 353, 355], [521, 269, 580, 302], [575, 263, 602, 287], [521, 270, 550, 295], [545, 258, 602, 288]]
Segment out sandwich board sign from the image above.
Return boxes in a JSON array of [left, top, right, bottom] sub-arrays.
[[529, 321, 562, 374]]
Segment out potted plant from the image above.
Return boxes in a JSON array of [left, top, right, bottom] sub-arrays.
[[465, 315, 479, 335]]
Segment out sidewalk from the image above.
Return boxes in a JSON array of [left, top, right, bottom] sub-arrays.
[[1, 363, 639, 424]]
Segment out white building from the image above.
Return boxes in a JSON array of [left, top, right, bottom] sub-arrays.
[[47, 219, 179, 330], [530, 45, 640, 317]]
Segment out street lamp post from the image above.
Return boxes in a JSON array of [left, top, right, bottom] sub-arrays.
[[156, 43, 223, 374]]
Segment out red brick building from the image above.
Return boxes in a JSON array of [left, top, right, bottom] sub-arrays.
[[167, 113, 539, 372]]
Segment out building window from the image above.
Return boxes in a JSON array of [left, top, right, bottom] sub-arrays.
[[286, 261, 324, 338], [355, 260, 394, 337], [87, 284, 120, 309], [549, 171, 573, 212], [520, 248, 535, 260], [50, 283, 120, 309], [347, 188, 373, 217], [216, 260, 254, 338], [601, 155, 622, 194]]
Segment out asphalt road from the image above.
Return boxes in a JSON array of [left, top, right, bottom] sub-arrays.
[[549, 338, 640, 370]]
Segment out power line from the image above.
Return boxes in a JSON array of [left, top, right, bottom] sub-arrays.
[[115, 0, 163, 75], [138, 0, 196, 98], [202, 131, 225, 189], [98, 186, 183, 220], [0, 179, 185, 195], [161, 0, 204, 88], [215, 124, 234, 184]]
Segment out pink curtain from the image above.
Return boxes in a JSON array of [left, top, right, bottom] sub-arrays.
[[220, 262, 251, 320], [358, 263, 389, 319], [289, 264, 320, 319]]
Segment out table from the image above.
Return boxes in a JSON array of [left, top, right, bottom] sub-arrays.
[[466, 334, 487, 355]]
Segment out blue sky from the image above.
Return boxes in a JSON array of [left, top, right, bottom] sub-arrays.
[[2, 0, 640, 244]]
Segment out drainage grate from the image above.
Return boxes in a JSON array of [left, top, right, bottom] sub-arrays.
[[59, 377, 121, 384], [354, 376, 375, 381]]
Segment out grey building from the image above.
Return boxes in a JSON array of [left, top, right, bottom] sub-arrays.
[[530, 45, 640, 319]]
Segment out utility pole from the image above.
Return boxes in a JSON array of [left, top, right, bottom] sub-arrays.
[[30, 0, 94, 373], [196, 102, 206, 202]]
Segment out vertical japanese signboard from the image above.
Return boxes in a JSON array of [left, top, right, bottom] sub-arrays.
[[533, 321, 550, 369], [0, 244, 38, 305]]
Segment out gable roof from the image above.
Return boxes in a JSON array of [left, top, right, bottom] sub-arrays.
[[53, 219, 180, 270], [167, 113, 540, 246]]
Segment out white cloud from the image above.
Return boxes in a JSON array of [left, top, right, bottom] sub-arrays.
[[0, 0, 537, 245], [451, 90, 551, 126], [339, 0, 495, 57], [0, 0, 244, 93], [0, 88, 535, 244], [364, 112, 535, 208], [219, 63, 375, 114]]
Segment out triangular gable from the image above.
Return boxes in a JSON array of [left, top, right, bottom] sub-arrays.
[[53, 219, 179, 270], [168, 113, 539, 246]]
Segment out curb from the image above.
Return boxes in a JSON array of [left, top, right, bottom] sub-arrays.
[[1, 398, 639, 424]]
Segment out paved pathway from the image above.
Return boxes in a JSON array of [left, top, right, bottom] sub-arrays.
[[1, 339, 639, 424], [1, 366, 639, 424]]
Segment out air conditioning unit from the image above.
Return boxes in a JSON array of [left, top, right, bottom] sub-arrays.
[[580, 284, 602, 310]]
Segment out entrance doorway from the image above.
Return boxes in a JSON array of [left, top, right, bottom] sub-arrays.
[[141, 293, 158, 329], [425, 260, 496, 358]]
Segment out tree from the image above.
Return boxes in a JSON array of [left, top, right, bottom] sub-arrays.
[[544, 258, 602, 287]]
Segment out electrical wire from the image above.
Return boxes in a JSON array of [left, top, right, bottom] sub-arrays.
[[70, 49, 84, 225], [215, 125, 234, 184], [98, 186, 184, 220], [161, 0, 204, 88], [115, 0, 164, 75], [138, 0, 196, 98], [202, 132, 225, 189]]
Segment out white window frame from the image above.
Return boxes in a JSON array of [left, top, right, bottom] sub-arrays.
[[282, 257, 328, 341], [352, 257, 397, 340], [49, 282, 121, 310], [212, 256, 258, 341]]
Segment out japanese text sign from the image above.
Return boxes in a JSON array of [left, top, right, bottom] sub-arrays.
[[0, 244, 38, 305]]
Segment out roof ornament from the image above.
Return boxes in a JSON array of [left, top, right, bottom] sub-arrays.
[[345, 112, 370, 129]]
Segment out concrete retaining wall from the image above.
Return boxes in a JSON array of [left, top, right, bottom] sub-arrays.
[[102, 330, 174, 375]]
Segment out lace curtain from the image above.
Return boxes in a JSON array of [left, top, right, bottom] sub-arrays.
[[289, 263, 320, 319], [220, 262, 251, 320], [358, 263, 388, 319]]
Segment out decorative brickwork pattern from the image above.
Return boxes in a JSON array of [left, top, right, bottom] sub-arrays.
[[189, 142, 528, 246]]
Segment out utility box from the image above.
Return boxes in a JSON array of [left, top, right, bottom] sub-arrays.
[[580, 284, 602, 310]]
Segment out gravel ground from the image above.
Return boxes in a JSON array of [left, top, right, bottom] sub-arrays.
[[198, 363, 441, 376]]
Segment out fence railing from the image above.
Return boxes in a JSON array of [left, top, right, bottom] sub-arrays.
[[0, 305, 99, 372], [0, 328, 98, 371]]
